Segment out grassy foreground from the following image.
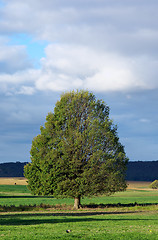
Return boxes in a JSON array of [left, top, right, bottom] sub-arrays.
[[0, 211, 158, 239], [0, 180, 158, 239]]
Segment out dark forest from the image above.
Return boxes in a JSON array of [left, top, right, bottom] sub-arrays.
[[0, 161, 157, 181]]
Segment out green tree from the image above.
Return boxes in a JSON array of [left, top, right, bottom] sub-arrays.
[[24, 90, 128, 209], [149, 180, 158, 189]]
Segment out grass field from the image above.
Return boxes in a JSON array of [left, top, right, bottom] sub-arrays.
[[0, 211, 158, 240], [0, 180, 157, 207], [0, 180, 158, 239]]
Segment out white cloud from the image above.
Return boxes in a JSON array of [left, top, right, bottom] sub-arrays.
[[0, 69, 40, 95], [0, 42, 32, 74], [0, 0, 157, 44], [0, 0, 158, 95], [0, 42, 155, 94], [16, 86, 35, 95], [33, 43, 158, 92]]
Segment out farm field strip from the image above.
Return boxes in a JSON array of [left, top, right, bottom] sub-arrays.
[[0, 178, 153, 190], [0, 193, 158, 207], [0, 178, 27, 185], [0, 182, 157, 208]]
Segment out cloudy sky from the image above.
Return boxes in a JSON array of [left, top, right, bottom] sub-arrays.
[[0, 0, 158, 163]]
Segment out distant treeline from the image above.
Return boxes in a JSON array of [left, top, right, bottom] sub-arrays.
[[0, 162, 27, 177], [126, 161, 158, 181], [0, 161, 158, 181]]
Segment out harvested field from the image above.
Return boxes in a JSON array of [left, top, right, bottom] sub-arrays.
[[127, 181, 152, 190], [0, 179, 152, 189], [0, 177, 27, 185]]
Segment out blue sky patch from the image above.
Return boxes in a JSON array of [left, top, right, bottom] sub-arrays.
[[9, 34, 48, 68]]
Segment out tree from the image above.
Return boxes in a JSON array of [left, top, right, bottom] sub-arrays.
[[24, 90, 128, 209], [149, 180, 158, 189]]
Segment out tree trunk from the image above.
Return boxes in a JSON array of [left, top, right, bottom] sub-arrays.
[[74, 196, 81, 209]]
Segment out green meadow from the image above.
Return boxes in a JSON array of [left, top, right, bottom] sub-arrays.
[[0, 211, 158, 240], [0, 181, 158, 239], [0, 184, 158, 207]]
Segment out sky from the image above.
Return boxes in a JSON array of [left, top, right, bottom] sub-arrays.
[[0, 0, 158, 163]]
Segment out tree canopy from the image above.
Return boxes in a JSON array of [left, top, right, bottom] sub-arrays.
[[24, 90, 128, 209]]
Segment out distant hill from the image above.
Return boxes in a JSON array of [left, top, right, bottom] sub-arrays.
[[0, 161, 158, 181], [0, 162, 28, 177], [126, 161, 158, 181]]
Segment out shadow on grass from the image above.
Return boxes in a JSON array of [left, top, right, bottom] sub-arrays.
[[0, 211, 137, 218], [0, 201, 158, 212], [0, 212, 158, 226], [0, 195, 53, 198]]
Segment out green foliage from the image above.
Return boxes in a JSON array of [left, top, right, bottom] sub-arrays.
[[149, 180, 158, 189], [24, 90, 128, 202]]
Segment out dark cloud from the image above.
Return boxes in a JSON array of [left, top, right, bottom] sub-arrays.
[[0, 91, 60, 162]]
